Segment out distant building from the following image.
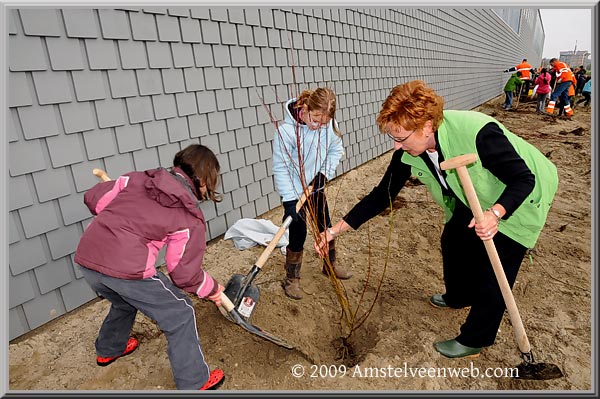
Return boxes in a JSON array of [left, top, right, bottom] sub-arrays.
[[559, 50, 591, 68]]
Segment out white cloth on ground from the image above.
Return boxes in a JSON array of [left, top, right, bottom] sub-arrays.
[[224, 218, 289, 253]]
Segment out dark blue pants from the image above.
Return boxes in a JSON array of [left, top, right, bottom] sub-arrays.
[[440, 200, 527, 348], [550, 81, 572, 106], [503, 91, 514, 108], [80, 268, 211, 390], [286, 174, 331, 252]]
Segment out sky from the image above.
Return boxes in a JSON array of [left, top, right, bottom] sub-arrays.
[[539, 8, 592, 59]]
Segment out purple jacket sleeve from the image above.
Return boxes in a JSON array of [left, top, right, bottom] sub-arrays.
[[165, 222, 219, 298]]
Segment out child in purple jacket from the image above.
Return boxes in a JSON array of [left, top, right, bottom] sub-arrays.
[[75, 144, 225, 390]]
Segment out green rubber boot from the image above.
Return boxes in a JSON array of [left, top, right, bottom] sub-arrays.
[[429, 294, 448, 308], [434, 339, 481, 359]]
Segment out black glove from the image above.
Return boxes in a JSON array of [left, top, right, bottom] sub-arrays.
[[283, 200, 299, 222], [311, 173, 328, 193]]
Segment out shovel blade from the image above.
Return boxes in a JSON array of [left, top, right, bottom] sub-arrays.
[[515, 362, 564, 380], [224, 274, 260, 321], [220, 306, 294, 349]]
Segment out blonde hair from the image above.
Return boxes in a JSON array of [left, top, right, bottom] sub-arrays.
[[294, 87, 341, 137], [377, 80, 444, 134]]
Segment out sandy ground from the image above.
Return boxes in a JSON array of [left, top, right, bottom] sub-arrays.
[[9, 96, 592, 392]]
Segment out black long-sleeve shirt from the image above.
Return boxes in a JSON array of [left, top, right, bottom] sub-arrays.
[[343, 122, 535, 229]]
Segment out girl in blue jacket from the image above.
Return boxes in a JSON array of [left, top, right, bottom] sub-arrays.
[[272, 87, 350, 299]]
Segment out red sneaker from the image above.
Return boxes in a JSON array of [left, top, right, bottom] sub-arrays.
[[199, 369, 225, 390], [96, 337, 139, 367]]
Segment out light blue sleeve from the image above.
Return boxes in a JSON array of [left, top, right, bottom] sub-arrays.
[[321, 120, 344, 180], [583, 79, 591, 92], [272, 124, 299, 202]]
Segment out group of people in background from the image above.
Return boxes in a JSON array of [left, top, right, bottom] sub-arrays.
[[503, 58, 591, 116]]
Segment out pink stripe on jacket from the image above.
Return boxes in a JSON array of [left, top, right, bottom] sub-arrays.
[[95, 176, 129, 214]]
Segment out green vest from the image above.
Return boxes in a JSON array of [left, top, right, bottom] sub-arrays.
[[402, 110, 558, 248]]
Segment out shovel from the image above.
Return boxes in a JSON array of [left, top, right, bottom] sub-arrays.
[[222, 188, 310, 321], [513, 84, 524, 110], [92, 168, 298, 349], [440, 154, 563, 380]]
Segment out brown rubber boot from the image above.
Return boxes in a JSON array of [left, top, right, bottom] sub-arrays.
[[322, 239, 353, 280], [283, 249, 303, 300]]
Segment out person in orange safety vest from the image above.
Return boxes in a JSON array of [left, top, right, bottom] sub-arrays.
[[546, 58, 574, 117], [504, 58, 534, 95], [557, 74, 577, 116]]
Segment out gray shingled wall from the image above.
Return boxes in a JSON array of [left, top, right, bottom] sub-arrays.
[[8, 7, 544, 340]]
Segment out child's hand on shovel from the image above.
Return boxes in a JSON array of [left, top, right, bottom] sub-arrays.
[[207, 284, 225, 307]]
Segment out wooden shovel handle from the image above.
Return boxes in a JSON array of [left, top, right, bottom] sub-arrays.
[[93, 168, 111, 182], [514, 83, 524, 109], [440, 154, 531, 354], [254, 186, 311, 269], [439, 153, 477, 170], [220, 292, 235, 312]]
